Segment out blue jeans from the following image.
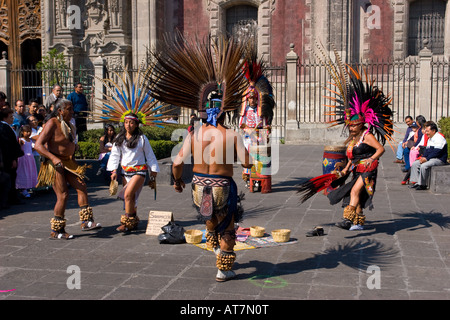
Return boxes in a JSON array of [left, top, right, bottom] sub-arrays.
[[403, 147, 411, 170], [100, 153, 110, 169], [396, 141, 404, 160]]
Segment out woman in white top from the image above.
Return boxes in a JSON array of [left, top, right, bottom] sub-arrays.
[[107, 113, 159, 232]]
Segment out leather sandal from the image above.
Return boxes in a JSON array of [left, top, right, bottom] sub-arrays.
[[306, 226, 324, 237], [50, 230, 74, 240], [81, 220, 102, 231]]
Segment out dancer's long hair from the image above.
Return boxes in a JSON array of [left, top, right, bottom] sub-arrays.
[[113, 114, 143, 149]]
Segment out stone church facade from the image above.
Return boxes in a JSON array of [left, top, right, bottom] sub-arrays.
[[0, 0, 448, 104]]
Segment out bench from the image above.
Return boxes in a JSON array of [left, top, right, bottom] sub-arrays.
[[429, 163, 450, 194]]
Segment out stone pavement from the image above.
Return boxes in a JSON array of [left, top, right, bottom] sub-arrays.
[[1, 144, 450, 302]]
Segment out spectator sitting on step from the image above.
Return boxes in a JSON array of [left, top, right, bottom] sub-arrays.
[[394, 115, 413, 164], [409, 121, 448, 190], [402, 123, 429, 185], [96, 124, 116, 177], [401, 121, 421, 173]]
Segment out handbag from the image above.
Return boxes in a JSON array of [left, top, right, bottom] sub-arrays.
[[406, 139, 414, 149], [158, 221, 186, 244]]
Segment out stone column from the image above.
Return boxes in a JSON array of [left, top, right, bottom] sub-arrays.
[[418, 40, 432, 120], [0, 52, 12, 100], [286, 43, 299, 130], [131, 0, 157, 68], [444, 0, 450, 58], [93, 55, 106, 110]]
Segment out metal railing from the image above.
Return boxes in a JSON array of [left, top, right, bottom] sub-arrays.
[[11, 56, 450, 138], [10, 65, 95, 106], [431, 56, 450, 121], [294, 57, 450, 124]]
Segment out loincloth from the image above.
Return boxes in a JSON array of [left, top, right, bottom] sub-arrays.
[[36, 155, 90, 187], [191, 173, 243, 233]]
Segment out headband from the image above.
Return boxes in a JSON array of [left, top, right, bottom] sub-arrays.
[[124, 114, 139, 122]]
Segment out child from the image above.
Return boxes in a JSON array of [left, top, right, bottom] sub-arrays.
[[107, 113, 159, 232], [16, 125, 38, 198], [96, 124, 116, 177], [28, 115, 42, 175]]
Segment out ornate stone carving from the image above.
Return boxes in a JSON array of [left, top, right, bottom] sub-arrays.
[[0, 0, 9, 44], [18, 0, 41, 43]]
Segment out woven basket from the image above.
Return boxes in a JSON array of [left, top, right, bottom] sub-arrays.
[[250, 226, 265, 237], [109, 180, 118, 196], [271, 229, 291, 243], [184, 229, 203, 244]]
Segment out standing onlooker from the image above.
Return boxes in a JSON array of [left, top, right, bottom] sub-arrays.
[[0, 107, 24, 205], [37, 105, 47, 126], [16, 125, 38, 198], [28, 98, 44, 124], [0, 148, 11, 209], [394, 115, 413, 163], [44, 84, 63, 111], [410, 121, 448, 190], [67, 83, 88, 136], [28, 115, 42, 175], [0, 91, 6, 109], [13, 99, 29, 126]]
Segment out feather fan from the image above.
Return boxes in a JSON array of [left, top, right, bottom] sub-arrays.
[[90, 66, 173, 127], [146, 32, 248, 116]]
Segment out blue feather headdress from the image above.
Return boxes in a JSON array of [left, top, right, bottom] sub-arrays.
[[91, 66, 173, 128]]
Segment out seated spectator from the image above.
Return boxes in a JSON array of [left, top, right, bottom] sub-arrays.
[[187, 114, 199, 133], [401, 121, 421, 173], [96, 124, 116, 177], [394, 115, 413, 163], [402, 124, 429, 185], [409, 121, 448, 190]]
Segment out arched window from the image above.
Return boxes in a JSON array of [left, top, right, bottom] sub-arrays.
[[408, 0, 446, 55], [226, 5, 258, 40]]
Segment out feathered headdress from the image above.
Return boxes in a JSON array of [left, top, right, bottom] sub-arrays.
[[241, 45, 275, 125], [314, 42, 394, 147], [146, 32, 248, 127], [90, 66, 172, 127], [297, 42, 396, 204]]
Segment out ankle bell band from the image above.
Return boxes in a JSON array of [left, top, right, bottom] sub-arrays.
[[50, 217, 66, 232], [216, 251, 236, 271], [79, 206, 94, 221], [120, 214, 139, 229]]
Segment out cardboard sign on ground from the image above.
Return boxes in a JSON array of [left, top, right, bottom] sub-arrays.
[[146, 211, 174, 235]]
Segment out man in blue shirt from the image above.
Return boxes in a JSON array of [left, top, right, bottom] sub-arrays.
[[67, 83, 88, 135], [395, 115, 413, 163]]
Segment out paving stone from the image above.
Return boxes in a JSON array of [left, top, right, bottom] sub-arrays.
[[1, 144, 449, 303]]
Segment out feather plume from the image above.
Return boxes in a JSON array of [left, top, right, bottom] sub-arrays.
[[314, 41, 395, 146], [297, 173, 340, 203], [146, 32, 248, 116], [90, 66, 173, 127], [242, 42, 275, 124]]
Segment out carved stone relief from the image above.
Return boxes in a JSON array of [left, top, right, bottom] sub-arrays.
[[0, 0, 9, 44], [18, 0, 41, 43]]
